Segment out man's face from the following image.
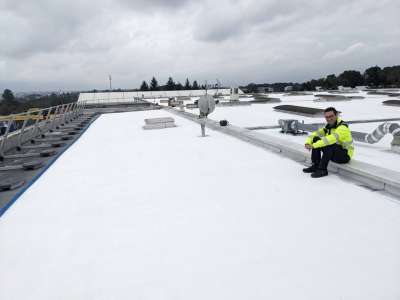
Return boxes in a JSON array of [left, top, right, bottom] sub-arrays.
[[324, 111, 337, 126]]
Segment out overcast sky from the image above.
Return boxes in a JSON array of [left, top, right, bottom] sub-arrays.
[[0, 0, 399, 92]]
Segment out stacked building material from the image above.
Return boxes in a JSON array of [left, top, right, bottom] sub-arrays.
[[143, 117, 176, 130]]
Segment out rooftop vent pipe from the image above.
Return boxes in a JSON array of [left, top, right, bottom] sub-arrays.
[[354, 122, 400, 153], [278, 120, 400, 152]]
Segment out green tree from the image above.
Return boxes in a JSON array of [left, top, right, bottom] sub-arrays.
[[324, 74, 339, 89], [338, 70, 363, 87], [192, 80, 199, 90], [246, 83, 258, 93], [2, 89, 14, 102], [184, 78, 191, 90], [301, 82, 312, 91], [166, 77, 176, 90], [364, 66, 384, 87], [304, 78, 325, 91], [150, 77, 159, 91], [140, 81, 149, 91], [382, 66, 400, 86], [176, 82, 183, 90]]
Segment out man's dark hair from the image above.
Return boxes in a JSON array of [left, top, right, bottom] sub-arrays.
[[324, 107, 338, 115]]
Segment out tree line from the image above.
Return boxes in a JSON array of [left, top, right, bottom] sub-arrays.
[[139, 77, 209, 91], [244, 65, 400, 92], [2, 65, 399, 115], [0, 89, 79, 116]]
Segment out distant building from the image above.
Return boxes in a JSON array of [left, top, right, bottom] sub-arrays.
[[256, 87, 274, 93], [315, 86, 323, 92], [230, 87, 240, 101], [338, 86, 353, 92], [284, 86, 293, 92], [257, 87, 267, 93]]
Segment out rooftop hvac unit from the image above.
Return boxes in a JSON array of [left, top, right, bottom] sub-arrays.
[[230, 87, 240, 101], [198, 95, 215, 117], [278, 119, 306, 135]]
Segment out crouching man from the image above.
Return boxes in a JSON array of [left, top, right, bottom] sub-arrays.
[[303, 107, 354, 178]]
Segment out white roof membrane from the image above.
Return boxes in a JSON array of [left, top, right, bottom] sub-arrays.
[[187, 91, 400, 171], [1, 110, 400, 299]]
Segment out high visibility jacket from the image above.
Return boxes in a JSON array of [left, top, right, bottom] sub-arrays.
[[305, 118, 354, 158]]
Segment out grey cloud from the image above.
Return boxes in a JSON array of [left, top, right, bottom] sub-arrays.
[[192, 0, 316, 42], [191, 0, 382, 43], [116, 0, 192, 11], [0, 0, 194, 59], [0, 0, 399, 92], [0, 1, 102, 58]]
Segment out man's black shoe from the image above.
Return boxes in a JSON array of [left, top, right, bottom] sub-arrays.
[[303, 165, 317, 173], [311, 169, 328, 178]]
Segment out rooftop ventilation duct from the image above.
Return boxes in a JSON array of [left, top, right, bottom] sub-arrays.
[[356, 123, 400, 152], [278, 119, 400, 153]]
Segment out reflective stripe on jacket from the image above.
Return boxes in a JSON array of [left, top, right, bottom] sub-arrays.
[[305, 117, 354, 158]]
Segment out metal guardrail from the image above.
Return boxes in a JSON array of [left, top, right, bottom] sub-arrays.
[[80, 98, 148, 106], [0, 102, 87, 158]]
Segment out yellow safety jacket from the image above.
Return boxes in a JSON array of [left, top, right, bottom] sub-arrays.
[[305, 118, 354, 158]]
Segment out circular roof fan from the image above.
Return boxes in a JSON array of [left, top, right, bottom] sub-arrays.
[[198, 95, 215, 117]]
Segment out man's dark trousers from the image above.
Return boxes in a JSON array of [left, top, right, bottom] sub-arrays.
[[311, 137, 350, 170]]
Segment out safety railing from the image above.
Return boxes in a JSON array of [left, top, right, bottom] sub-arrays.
[[0, 101, 86, 157], [78, 97, 149, 106]]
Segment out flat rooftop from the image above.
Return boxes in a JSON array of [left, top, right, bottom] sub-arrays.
[[1, 109, 400, 299], [188, 92, 400, 127], [178, 91, 400, 170]]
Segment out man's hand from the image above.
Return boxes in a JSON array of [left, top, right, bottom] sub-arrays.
[[305, 144, 313, 151]]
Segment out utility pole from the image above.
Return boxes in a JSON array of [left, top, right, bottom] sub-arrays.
[[216, 79, 221, 95], [108, 75, 112, 104]]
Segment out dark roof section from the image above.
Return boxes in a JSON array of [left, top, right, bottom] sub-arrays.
[[368, 91, 400, 97], [249, 98, 281, 104], [273, 105, 326, 117], [382, 100, 400, 107]]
